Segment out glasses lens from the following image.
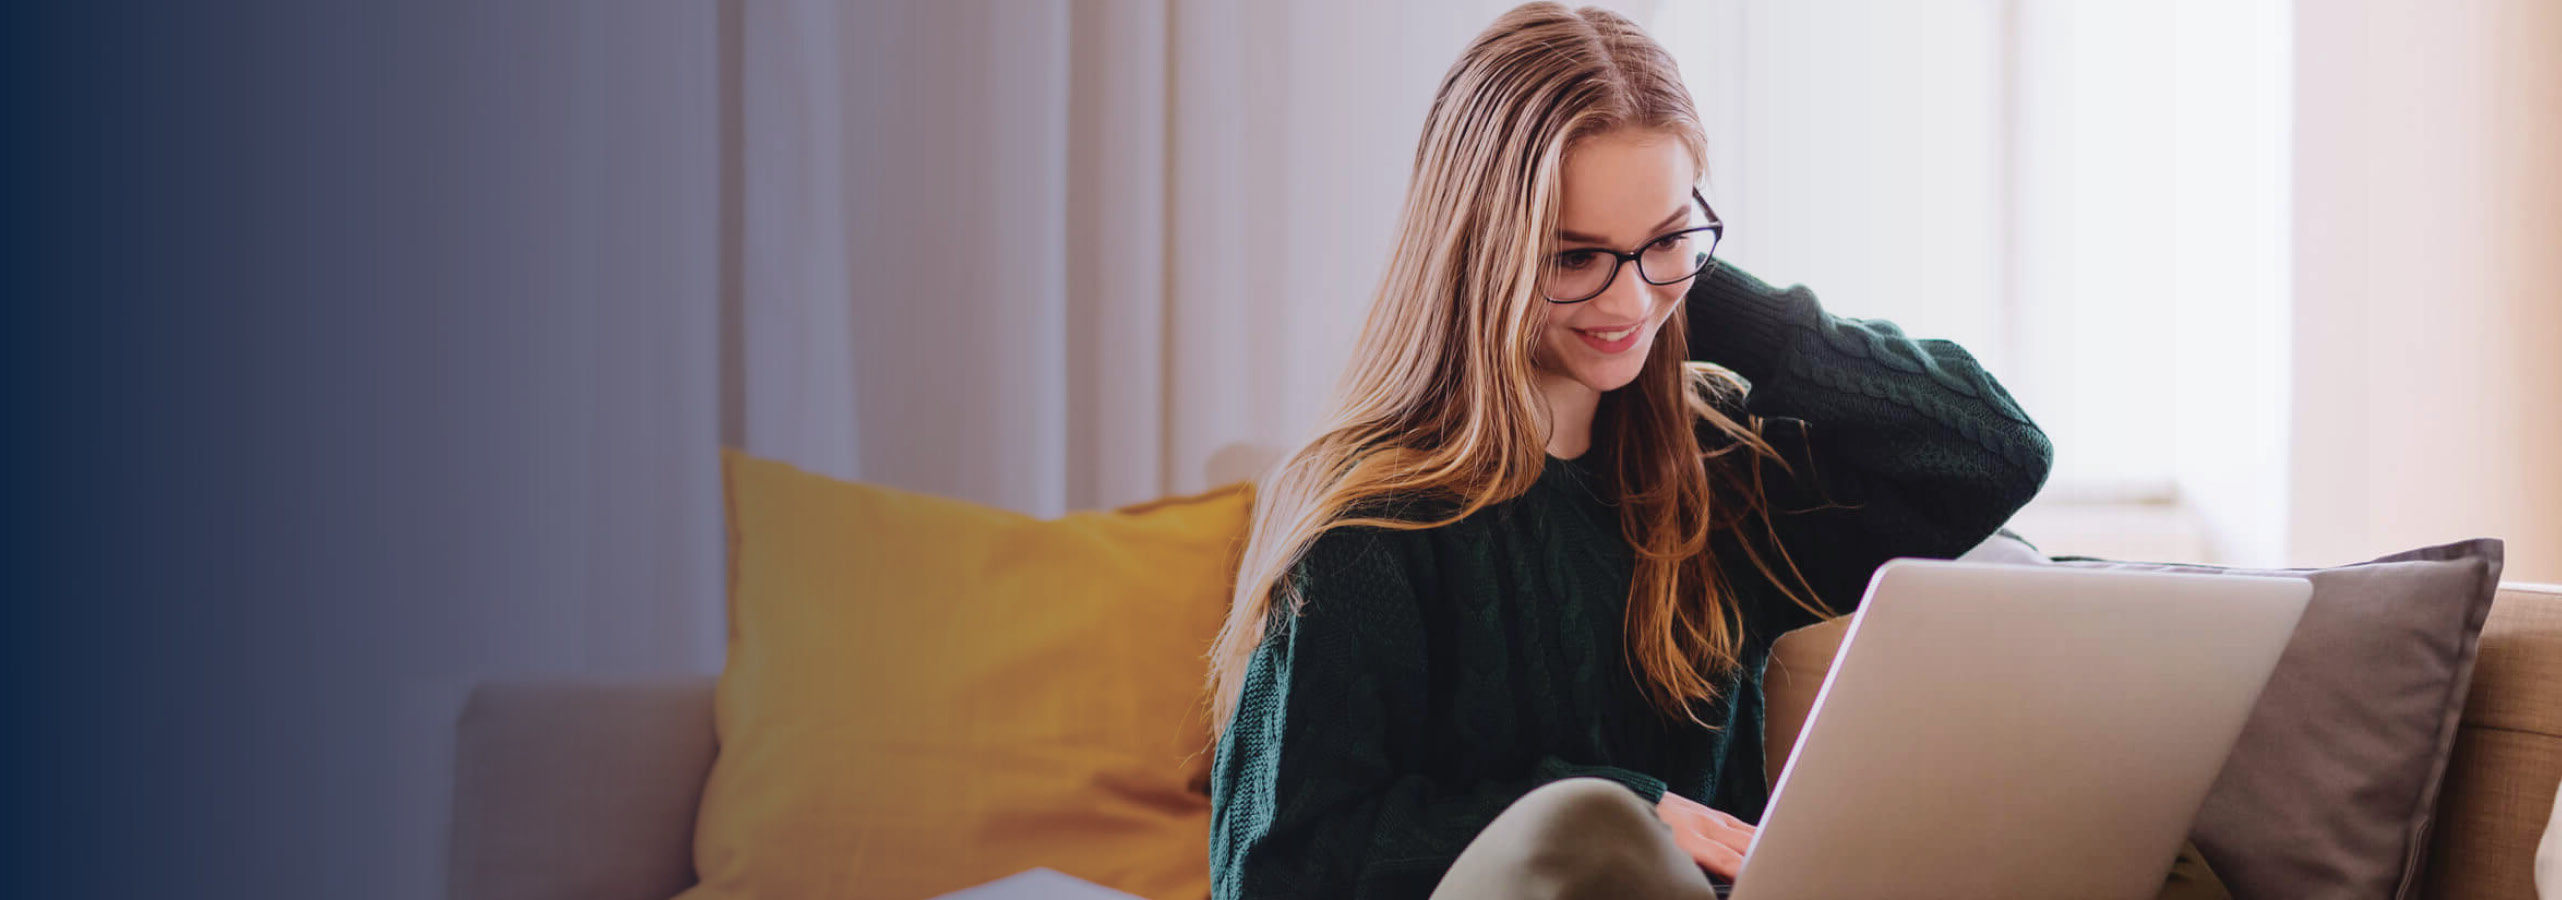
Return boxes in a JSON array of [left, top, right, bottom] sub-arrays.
[[1639, 228, 1717, 285], [1544, 249, 1614, 302]]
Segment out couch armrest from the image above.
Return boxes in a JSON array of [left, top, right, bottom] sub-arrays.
[[449, 678, 717, 900]]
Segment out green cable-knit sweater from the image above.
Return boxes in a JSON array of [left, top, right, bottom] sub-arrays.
[[1206, 262, 2056, 900]]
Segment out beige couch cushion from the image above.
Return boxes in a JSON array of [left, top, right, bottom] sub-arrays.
[[2420, 583, 2562, 900], [1763, 616, 1847, 788], [449, 679, 718, 900], [2539, 780, 2560, 897]]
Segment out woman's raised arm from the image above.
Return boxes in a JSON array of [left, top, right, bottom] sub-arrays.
[[1681, 263, 2055, 634]]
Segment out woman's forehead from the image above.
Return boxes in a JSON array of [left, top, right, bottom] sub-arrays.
[[1558, 132, 1697, 243]]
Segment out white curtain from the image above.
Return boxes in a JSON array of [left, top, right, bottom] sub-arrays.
[[731, 0, 2562, 579], [728, 0, 1650, 516], [2286, 0, 2562, 578]]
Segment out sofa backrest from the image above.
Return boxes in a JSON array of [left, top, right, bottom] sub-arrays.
[[2421, 583, 2562, 900]]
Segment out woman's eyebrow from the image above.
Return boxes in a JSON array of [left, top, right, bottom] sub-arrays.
[[1557, 203, 1694, 245]]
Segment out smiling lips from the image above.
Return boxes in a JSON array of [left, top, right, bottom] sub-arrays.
[[1574, 322, 1644, 354]]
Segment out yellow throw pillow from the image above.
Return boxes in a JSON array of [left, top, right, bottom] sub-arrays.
[[685, 449, 1252, 900]]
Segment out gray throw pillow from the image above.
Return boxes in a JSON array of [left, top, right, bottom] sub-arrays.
[[2047, 538, 2505, 900]]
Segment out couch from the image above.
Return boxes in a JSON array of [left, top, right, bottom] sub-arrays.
[[446, 580, 2560, 900]]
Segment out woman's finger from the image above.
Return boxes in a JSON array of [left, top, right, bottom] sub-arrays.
[[1655, 792, 1758, 872], [1669, 825, 1739, 878], [1692, 803, 1754, 833], [1672, 806, 1756, 852], [1692, 840, 1745, 880]]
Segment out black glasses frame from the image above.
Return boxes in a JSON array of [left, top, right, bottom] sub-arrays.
[[1541, 189, 1724, 304]]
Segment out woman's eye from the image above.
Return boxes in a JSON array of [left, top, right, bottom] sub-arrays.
[[1650, 234, 1690, 252], [1556, 250, 1601, 270]]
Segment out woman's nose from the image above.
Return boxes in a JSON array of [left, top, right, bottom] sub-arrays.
[[1589, 261, 1654, 317]]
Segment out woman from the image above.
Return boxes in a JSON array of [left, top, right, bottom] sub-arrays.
[[1204, 5, 2222, 899]]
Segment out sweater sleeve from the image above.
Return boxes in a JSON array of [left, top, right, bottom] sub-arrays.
[[1684, 262, 2054, 635], [1208, 525, 1668, 900]]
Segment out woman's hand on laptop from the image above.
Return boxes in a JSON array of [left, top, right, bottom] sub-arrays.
[[1655, 790, 1756, 880]]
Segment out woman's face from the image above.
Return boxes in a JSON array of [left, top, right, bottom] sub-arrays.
[[1533, 129, 1702, 394]]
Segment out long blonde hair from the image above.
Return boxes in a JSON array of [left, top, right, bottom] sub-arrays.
[[1203, 2, 1828, 742]]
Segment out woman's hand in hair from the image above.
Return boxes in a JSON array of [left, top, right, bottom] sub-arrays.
[[1654, 790, 1756, 881]]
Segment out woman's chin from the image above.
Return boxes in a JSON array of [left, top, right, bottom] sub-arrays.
[[1574, 364, 1646, 394]]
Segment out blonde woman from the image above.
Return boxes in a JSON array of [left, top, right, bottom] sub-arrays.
[[1204, 4, 2226, 900]]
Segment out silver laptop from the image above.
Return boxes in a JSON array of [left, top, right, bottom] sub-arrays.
[[1725, 559, 2311, 900]]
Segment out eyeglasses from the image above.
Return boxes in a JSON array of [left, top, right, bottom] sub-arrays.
[[1540, 189, 1723, 304]]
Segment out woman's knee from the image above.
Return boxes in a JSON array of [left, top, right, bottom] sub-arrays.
[[1509, 778, 1658, 832], [1435, 778, 1707, 900], [1498, 779, 1675, 888]]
